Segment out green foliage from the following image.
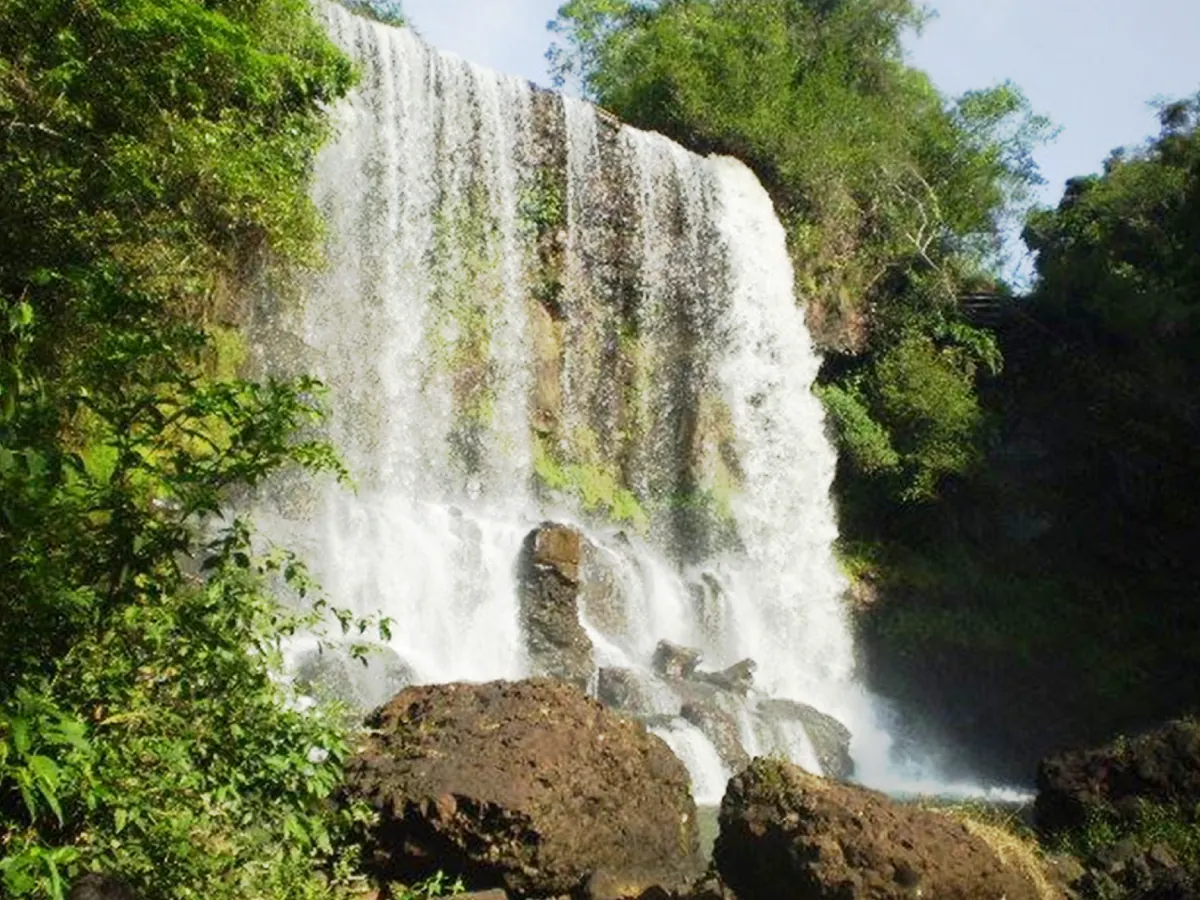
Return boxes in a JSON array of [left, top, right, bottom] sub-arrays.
[[534, 436, 649, 530], [840, 96, 1200, 780], [819, 332, 986, 500], [816, 383, 900, 476], [0, 1, 374, 897], [519, 170, 567, 236], [871, 335, 984, 500], [390, 872, 466, 899], [1016, 91, 1200, 587], [1057, 801, 1200, 872]]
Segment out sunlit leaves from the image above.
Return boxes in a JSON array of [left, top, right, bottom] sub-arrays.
[[0, 0, 372, 897]]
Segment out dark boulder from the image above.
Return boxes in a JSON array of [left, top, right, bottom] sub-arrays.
[[68, 875, 136, 900], [652, 641, 703, 680], [597, 667, 655, 716], [345, 678, 704, 899], [1036, 719, 1200, 835], [1073, 840, 1197, 899], [756, 699, 854, 781], [715, 758, 1047, 900], [695, 659, 756, 697], [518, 524, 595, 690]]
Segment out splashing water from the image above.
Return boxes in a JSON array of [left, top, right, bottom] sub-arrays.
[[248, 4, 1025, 803]]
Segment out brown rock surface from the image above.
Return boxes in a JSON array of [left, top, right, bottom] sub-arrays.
[[714, 758, 1048, 900], [518, 524, 594, 689], [345, 678, 703, 899]]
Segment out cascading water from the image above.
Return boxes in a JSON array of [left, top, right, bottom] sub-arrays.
[[252, 4, 1021, 801]]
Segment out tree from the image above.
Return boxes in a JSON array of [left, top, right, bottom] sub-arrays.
[[1018, 91, 1200, 573], [0, 2, 382, 897]]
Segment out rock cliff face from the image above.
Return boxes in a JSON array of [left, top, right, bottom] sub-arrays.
[[256, 3, 877, 801], [345, 679, 704, 899]]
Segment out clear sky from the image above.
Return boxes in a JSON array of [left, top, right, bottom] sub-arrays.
[[402, 0, 1200, 212]]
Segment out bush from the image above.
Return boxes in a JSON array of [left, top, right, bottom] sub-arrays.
[[0, 1, 380, 897]]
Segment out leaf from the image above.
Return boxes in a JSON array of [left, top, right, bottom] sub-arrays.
[[29, 754, 60, 786], [37, 780, 64, 825], [46, 855, 63, 900], [12, 716, 31, 755], [8, 300, 34, 328], [18, 777, 37, 821]]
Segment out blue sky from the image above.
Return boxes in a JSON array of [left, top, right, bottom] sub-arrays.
[[402, 0, 1200, 213]]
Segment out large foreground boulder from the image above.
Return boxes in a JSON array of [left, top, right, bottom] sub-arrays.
[[1036, 718, 1200, 835], [714, 758, 1048, 900], [345, 678, 704, 899]]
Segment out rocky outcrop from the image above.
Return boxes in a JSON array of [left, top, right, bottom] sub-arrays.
[[757, 699, 854, 782], [1034, 721, 1200, 899], [345, 678, 704, 899], [293, 644, 414, 712], [652, 640, 703, 680], [596, 667, 654, 716], [695, 660, 756, 697], [596, 641, 854, 781], [518, 524, 594, 690], [1036, 719, 1200, 835], [680, 693, 750, 775], [579, 540, 627, 636], [715, 758, 1048, 900]]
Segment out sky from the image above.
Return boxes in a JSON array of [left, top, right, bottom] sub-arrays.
[[402, 0, 1200, 214]]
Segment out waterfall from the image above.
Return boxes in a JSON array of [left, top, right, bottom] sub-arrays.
[[250, 4, 1016, 799]]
